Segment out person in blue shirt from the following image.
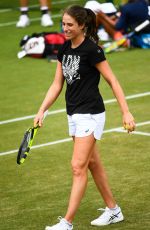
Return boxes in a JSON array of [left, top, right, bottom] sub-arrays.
[[115, 0, 149, 32], [87, 0, 150, 40]]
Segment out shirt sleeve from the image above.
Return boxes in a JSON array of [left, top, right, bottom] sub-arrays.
[[57, 41, 70, 62], [88, 44, 106, 66], [57, 45, 63, 63], [115, 6, 128, 31]]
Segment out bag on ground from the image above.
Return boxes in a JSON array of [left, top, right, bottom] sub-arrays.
[[17, 32, 66, 59]]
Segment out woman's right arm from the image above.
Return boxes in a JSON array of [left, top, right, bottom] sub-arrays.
[[34, 61, 64, 127]]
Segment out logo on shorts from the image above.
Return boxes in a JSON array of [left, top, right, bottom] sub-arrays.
[[85, 129, 89, 133]]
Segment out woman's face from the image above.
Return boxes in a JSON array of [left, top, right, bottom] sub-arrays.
[[62, 13, 84, 40]]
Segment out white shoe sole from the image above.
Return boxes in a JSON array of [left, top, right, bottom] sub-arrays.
[[91, 216, 124, 226], [16, 21, 30, 28], [41, 22, 54, 27]]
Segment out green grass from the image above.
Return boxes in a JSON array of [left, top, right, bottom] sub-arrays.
[[0, 1, 150, 230]]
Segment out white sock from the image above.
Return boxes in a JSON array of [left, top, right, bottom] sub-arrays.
[[63, 218, 72, 226], [40, 6, 49, 11], [20, 7, 29, 12], [109, 204, 119, 211]]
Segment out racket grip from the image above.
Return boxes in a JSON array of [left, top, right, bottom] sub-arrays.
[[135, 20, 150, 32]]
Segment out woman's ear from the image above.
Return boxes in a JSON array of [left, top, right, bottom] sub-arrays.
[[80, 24, 86, 32], [79, 22, 84, 28]]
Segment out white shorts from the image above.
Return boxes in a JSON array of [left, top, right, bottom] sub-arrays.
[[67, 112, 105, 140]]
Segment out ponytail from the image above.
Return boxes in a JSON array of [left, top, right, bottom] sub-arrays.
[[84, 8, 99, 44], [63, 5, 99, 44]]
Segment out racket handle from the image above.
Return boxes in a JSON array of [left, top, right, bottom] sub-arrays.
[[135, 20, 150, 32]]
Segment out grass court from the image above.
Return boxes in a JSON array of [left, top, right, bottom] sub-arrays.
[[0, 0, 150, 229]]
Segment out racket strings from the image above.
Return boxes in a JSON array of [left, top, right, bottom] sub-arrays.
[[17, 127, 39, 164], [20, 130, 32, 154], [17, 110, 48, 165], [17, 129, 32, 163]]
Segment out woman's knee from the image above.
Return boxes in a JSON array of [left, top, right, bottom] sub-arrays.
[[71, 159, 87, 177]]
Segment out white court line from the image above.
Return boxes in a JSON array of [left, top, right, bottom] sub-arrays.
[[0, 9, 12, 13], [0, 121, 149, 157], [116, 130, 150, 136], [115, 121, 150, 136], [104, 92, 150, 104], [0, 0, 81, 14], [0, 109, 66, 125], [0, 92, 149, 125], [0, 14, 61, 27]]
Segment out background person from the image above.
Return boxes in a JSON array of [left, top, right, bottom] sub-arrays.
[[85, 0, 150, 40], [16, 0, 53, 28], [34, 5, 135, 230], [84, 0, 118, 40]]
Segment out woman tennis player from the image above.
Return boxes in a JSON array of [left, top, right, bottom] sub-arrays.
[[34, 5, 135, 230]]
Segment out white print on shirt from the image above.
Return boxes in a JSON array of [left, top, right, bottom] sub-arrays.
[[62, 55, 80, 85]]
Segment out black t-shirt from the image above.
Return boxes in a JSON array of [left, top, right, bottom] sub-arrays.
[[57, 37, 106, 115]]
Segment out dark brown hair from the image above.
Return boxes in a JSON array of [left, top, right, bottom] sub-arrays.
[[63, 5, 99, 44]]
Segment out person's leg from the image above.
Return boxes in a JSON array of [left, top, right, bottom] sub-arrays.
[[18, 0, 29, 13], [96, 12, 116, 38], [19, 0, 29, 7], [88, 144, 124, 226], [96, 11, 123, 40], [39, 0, 50, 7], [64, 134, 96, 223], [39, 0, 53, 26], [45, 134, 96, 230], [88, 144, 116, 208], [16, 0, 30, 27]]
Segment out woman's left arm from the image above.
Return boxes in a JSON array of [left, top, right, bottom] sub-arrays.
[[96, 60, 135, 132]]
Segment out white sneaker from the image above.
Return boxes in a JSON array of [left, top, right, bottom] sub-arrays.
[[41, 13, 54, 27], [45, 217, 73, 230], [91, 206, 124, 226], [16, 15, 30, 28]]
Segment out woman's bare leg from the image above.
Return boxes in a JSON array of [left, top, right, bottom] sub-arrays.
[[88, 144, 116, 208], [64, 134, 96, 223], [19, 0, 29, 7], [39, 0, 51, 8]]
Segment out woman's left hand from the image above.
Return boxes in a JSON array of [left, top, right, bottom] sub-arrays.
[[123, 111, 135, 133]]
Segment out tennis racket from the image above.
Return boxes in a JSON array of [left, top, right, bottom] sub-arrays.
[[17, 110, 48, 165], [103, 20, 150, 53]]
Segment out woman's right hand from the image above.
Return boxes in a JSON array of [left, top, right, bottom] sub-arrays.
[[34, 110, 45, 128]]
